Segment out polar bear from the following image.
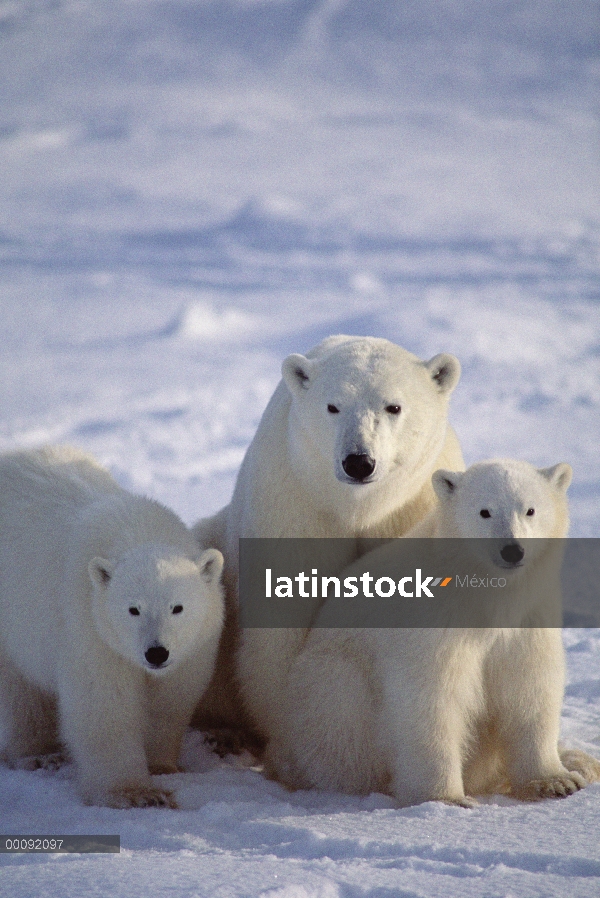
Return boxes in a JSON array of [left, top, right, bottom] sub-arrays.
[[192, 335, 464, 740], [262, 458, 598, 806], [0, 445, 224, 808]]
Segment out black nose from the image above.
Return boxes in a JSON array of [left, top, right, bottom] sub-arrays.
[[145, 645, 169, 667], [342, 454, 376, 482], [500, 543, 525, 565]]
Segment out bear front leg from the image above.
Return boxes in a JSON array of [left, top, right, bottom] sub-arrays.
[[385, 698, 474, 807], [490, 630, 584, 801], [145, 662, 207, 775], [57, 654, 177, 808], [384, 680, 476, 807], [266, 630, 385, 795], [379, 633, 480, 808]]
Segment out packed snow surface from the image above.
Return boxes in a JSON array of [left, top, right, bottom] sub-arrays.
[[0, 2, 599, 895]]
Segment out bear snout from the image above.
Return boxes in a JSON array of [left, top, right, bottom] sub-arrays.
[[342, 454, 376, 482], [144, 645, 170, 668], [500, 542, 525, 565]]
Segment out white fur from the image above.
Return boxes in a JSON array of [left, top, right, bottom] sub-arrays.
[[231, 334, 463, 541], [192, 335, 464, 736], [262, 458, 593, 806], [0, 445, 224, 808]]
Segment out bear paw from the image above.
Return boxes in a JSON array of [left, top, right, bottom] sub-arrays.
[[106, 784, 178, 809], [513, 771, 586, 801], [560, 748, 600, 783], [441, 795, 479, 809]]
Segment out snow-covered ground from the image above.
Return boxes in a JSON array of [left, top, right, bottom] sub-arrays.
[[1, 2, 599, 895]]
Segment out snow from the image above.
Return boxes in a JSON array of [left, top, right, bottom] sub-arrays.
[[1, 1, 599, 895]]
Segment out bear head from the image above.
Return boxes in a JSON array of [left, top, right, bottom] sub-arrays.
[[432, 458, 572, 572], [281, 335, 461, 521], [88, 546, 223, 673]]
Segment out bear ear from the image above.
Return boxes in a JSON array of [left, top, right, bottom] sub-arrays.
[[425, 353, 461, 395], [432, 469, 463, 499], [539, 463, 573, 494], [88, 557, 114, 588], [198, 548, 224, 585], [282, 353, 314, 396]]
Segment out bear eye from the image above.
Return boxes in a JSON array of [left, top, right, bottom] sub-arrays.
[[526, 508, 535, 516], [129, 607, 140, 616], [480, 509, 491, 518], [327, 404, 340, 414], [172, 605, 183, 614], [385, 405, 401, 415]]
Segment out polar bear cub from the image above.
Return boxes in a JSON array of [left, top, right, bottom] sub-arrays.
[[0, 446, 224, 808], [264, 458, 590, 806]]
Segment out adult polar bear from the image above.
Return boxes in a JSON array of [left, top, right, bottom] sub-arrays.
[[193, 334, 463, 738], [0, 445, 224, 808]]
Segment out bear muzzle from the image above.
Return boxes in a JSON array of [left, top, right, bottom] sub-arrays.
[[144, 644, 170, 669], [342, 454, 376, 483], [499, 541, 525, 567]]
